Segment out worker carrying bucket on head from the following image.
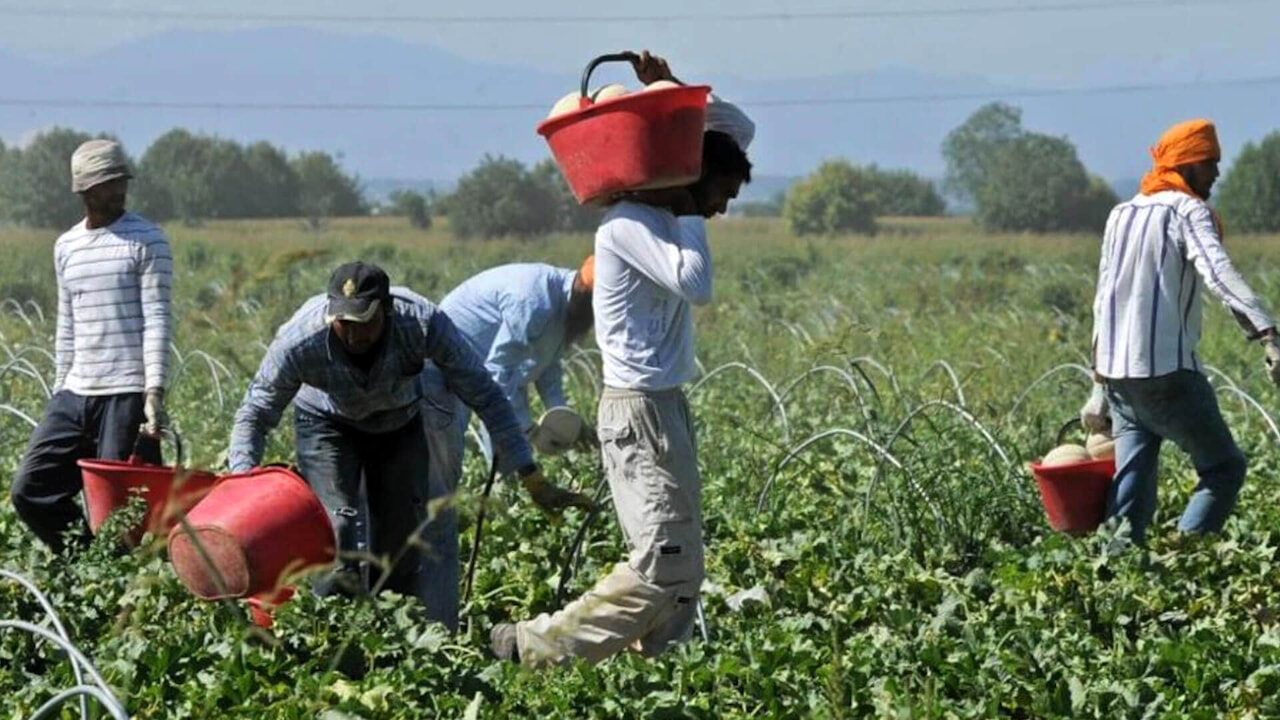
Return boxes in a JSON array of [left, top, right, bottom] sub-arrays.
[[490, 50, 755, 667], [1081, 119, 1280, 545], [227, 262, 595, 630], [11, 140, 171, 554]]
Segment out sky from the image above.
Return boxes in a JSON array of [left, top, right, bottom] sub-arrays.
[[1, 0, 1278, 87]]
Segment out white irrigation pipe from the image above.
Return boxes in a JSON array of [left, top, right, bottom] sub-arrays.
[[916, 360, 967, 407], [2, 298, 35, 329], [688, 362, 790, 443], [848, 356, 902, 397], [7, 346, 56, 369], [1216, 385, 1280, 445], [777, 365, 874, 428], [187, 350, 229, 411], [0, 570, 89, 720], [30, 686, 127, 720], [0, 621, 128, 720], [1201, 364, 1243, 393], [0, 358, 52, 399], [24, 300, 45, 325], [1005, 363, 1094, 421], [892, 400, 1014, 470], [0, 403, 39, 427], [757, 428, 936, 520]]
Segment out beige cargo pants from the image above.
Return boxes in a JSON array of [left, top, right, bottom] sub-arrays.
[[516, 386, 704, 667]]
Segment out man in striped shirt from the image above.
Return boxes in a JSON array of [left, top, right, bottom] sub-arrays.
[[1082, 119, 1280, 544], [11, 139, 172, 553]]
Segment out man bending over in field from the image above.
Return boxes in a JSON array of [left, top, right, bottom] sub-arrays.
[[1080, 119, 1280, 545], [490, 51, 754, 667], [228, 262, 593, 625], [11, 140, 171, 554], [417, 258, 598, 630]]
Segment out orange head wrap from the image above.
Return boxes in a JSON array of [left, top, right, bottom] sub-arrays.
[[1140, 119, 1221, 199], [578, 255, 595, 290]]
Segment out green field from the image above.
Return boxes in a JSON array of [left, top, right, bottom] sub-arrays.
[[4, 216, 1280, 718]]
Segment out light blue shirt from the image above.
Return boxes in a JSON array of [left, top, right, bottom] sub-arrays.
[[439, 263, 577, 431]]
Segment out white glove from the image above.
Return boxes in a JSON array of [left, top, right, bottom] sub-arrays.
[[1264, 337, 1280, 388], [1079, 383, 1110, 433], [141, 387, 168, 437]]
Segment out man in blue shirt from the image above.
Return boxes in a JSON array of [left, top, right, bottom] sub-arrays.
[[229, 262, 593, 630], [420, 258, 597, 491]]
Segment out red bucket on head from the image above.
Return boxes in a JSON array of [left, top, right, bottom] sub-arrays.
[[536, 53, 711, 205], [168, 466, 335, 600], [78, 455, 221, 545], [1031, 457, 1115, 535]]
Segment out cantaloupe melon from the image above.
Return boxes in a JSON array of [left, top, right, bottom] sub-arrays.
[[1086, 433, 1115, 460], [548, 91, 582, 118], [591, 83, 630, 102], [1041, 443, 1092, 467], [643, 80, 681, 92]]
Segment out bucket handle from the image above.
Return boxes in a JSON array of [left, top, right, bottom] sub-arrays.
[[1054, 418, 1082, 447], [129, 427, 184, 468], [579, 51, 641, 99]]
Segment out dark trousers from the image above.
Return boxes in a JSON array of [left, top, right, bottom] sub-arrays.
[[293, 407, 458, 630], [11, 390, 160, 553]]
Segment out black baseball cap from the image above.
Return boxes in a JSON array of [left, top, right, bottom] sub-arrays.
[[325, 261, 391, 323]]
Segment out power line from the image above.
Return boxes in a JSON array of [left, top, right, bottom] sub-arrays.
[[0, 75, 1276, 113], [0, 0, 1269, 25]]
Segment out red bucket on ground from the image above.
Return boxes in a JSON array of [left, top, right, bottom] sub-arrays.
[[79, 455, 221, 545], [168, 466, 335, 600], [246, 586, 296, 630], [1031, 458, 1115, 534]]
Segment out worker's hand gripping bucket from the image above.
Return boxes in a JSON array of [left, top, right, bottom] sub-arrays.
[[167, 465, 335, 602], [536, 52, 711, 205], [1030, 419, 1116, 535], [78, 429, 221, 546]]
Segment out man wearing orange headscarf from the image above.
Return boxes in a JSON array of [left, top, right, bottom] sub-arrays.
[[1080, 119, 1280, 545]]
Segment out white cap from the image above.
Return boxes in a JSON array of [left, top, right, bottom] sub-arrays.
[[706, 94, 755, 152]]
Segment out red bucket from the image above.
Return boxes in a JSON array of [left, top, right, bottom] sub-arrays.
[[1031, 457, 1116, 535], [79, 451, 220, 545], [246, 586, 296, 630], [537, 53, 710, 204], [168, 466, 335, 600]]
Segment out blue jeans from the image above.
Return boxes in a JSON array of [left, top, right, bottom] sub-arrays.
[[1105, 370, 1246, 544], [293, 408, 459, 631]]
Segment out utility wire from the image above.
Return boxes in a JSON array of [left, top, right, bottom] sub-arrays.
[[0, 0, 1270, 25], [0, 75, 1276, 113]]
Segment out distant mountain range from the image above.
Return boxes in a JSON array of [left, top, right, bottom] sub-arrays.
[[2, 27, 1275, 203]]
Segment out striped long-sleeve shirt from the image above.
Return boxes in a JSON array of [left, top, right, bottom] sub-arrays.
[[1091, 191, 1274, 379], [53, 212, 173, 395]]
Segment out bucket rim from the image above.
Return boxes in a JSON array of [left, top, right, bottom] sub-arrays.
[[535, 83, 711, 138]]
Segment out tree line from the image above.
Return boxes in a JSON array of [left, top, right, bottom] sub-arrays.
[[3, 109, 1279, 235]]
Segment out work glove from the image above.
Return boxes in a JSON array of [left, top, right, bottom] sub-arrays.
[[1079, 383, 1110, 434], [521, 468, 597, 516], [141, 387, 168, 438], [1263, 336, 1280, 387]]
